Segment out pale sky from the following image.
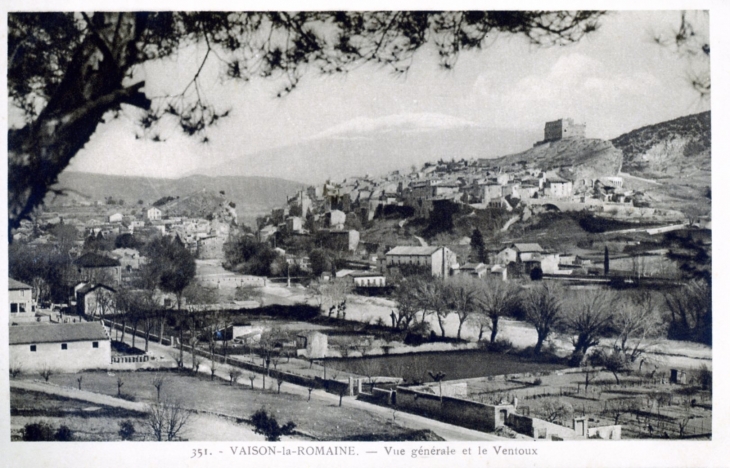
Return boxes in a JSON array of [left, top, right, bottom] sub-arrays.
[[30, 11, 712, 179]]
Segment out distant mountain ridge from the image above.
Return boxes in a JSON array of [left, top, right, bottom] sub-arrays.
[[196, 126, 537, 184], [50, 111, 710, 222], [50, 172, 307, 222]]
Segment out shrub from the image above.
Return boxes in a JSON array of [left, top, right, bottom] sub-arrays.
[[481, 338, 514, 353], [54, 425, 74, 441], [251, 408, 296, 441], [532, 378, 543, 386], [694, 364, 712, 391], [530, 267, 543, 281], [22, 422, 56, 441], [118, 420, 136, 440]]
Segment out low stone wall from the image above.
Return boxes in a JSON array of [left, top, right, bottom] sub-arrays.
[[357, 388, 393, 405], [394, 387, 503, 433], [508, 413, 537, 438], [528, 417, 582, 440]]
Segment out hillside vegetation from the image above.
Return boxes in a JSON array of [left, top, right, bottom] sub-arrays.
[[611, 111, 710, 178]]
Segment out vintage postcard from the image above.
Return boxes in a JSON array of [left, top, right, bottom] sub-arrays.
[[3, 1, 727, 467]]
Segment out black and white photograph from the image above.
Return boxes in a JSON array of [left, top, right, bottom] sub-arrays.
[[3, 2, 726, 467]]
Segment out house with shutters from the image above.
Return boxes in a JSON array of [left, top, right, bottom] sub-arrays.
[[385, 246, 457, 277], [146, 207, 162, 220], [9, 278, 36, 323]]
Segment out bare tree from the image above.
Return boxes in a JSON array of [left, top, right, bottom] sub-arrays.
[[90, 285, 117, 323], [145, 398, 193, 441], [603, 398, 639, 425], [229, 369, 242, 386], [201, 308, 223, 358], [589, 348, 630, 385], [151, 373, 167, 401], [472, 278, 520, 343], [182, 283, 218, 373], [444, 275, 480, 340], [534, 398, 573, 424], [31, 277, 51, 306], [612, 290, 664, 363], [560, 289, 616, 365], [677, 401, 694, 438], [209, 357, 217, 381], [116, 376, 124, 397], [665, 279, 711, 345], [338, 387, 346, 407], [693, 364, 712, 392], [39, 362, 53, 382], [9, 359, 23, 379], [580, 361, 599, 393], [392, 277, 422, 331], [277, 377, 284, 394], [76, 376, 83, 390], [138, 289, 161, 353], [248, 374, 257, 390], [309, 279, 352, 317], [522, 282, 564, 355], [355, 359, 382, 392], [417, 279, 450, 338], [258, 326, 288, 374]]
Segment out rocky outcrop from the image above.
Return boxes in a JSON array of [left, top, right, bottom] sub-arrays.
[[611, 111, 710, 178], [494, 137, 623, 181]]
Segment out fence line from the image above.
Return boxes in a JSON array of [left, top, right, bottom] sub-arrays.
[[111, 355, 150, 364]]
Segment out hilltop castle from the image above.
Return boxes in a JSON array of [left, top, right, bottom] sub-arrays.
[[543, 118, 586, 142]]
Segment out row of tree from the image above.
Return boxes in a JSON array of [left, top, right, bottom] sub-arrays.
[[391, 275, 711, 365]]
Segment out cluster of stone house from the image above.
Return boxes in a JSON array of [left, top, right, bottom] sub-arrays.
[[19, 193, 235, 261], [259, 119, 633, 247], [97, 209, 231, 259], [248, 117, 670, 284]]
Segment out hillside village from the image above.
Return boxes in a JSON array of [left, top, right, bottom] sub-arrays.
[[252, 115, 707, 284], [9, 113, 712, 442]]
